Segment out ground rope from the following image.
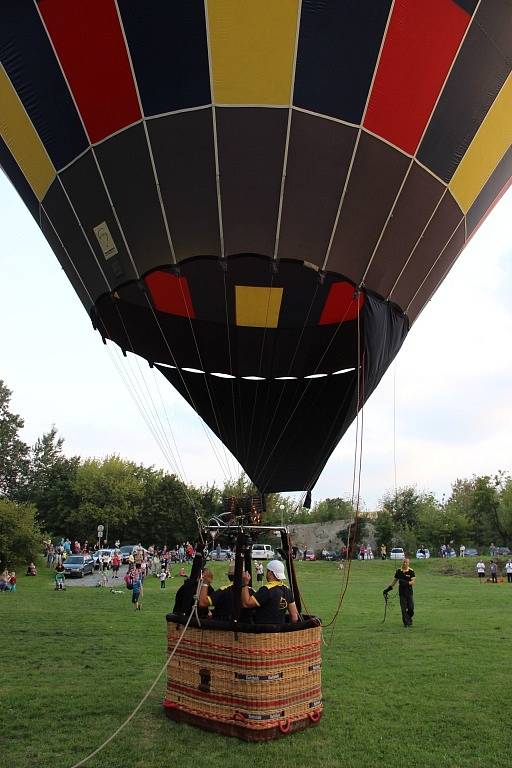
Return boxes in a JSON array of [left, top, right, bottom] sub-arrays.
[[69, 581, 203, 768]]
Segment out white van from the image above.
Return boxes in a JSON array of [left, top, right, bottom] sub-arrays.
[[251, 544, 275, 560]]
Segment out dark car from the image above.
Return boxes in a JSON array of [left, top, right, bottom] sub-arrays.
[[495, 546, 511, 556], [321, 551, 340, 561], [63, 555, 94, 578]]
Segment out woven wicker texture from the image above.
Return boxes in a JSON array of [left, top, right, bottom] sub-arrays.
[[164, 621, 323, 736]]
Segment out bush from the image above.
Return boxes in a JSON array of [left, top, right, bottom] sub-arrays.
[[0, 497, 42, 568]]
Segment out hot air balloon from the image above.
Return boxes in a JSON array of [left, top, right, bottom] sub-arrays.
[[1, 0, 511, 741]]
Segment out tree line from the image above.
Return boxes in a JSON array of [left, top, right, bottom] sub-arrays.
[[1, 378, 510, 565]]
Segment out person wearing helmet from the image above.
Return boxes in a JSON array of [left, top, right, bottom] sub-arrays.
[[241, 560, 298, 624], [199, 565, 253, 623]]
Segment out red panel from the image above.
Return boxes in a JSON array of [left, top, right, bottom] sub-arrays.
[[145, 271, 196, 319], [319, 282, 364, 325], [39, 0, 141, 143], [363, 0, 471, 155]]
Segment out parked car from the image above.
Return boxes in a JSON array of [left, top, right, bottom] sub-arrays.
[[92, 549, 115, 569], [390, 547, 405, 560], [119, 545, 137, 563], [495, 546, 511, 556], [321, 551, 340, 561], [251, 544, 275, 560], [304, 550, 316, 561], [464, 548, 479, 557], [415, 548, 430, 559], [210, 548, 231, 561], [63, 554, 94, 578]]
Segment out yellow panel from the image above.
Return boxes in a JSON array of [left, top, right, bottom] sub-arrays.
[[207, 0, 299, 104], [236, 285, 283, 327], [0, 67, 55, 201], [450, 74, 512, 214]]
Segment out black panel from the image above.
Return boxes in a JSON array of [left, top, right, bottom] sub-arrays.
[[42, 178, 110, 301], [362, 293, 408, 406], [158, 367, 359, 493], [327, 131, 410, 283], [117, 0, 211, 116], [452, 0, 479, 13], [40, 210, 93, 312], [0, 136, 39, 221], [389, 191, 463, 310], [217, 107, 288, 257], [147, 110, 220, 260], [94, 123, 173, 275], [151, 292, 407, 493], [407, 221, 465, 323], [0, 0, 88, 169], [364, 162, 444, 299], [294, 0, 392, 123], [95, 256, 408, 492], [278, 111, 357, 265], [59, 150, 138, 285], [467, 146, 512, 237], [418, 1, 512, 182]]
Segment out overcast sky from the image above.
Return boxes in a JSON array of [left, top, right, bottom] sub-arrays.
[[1, 172, 511, 510]]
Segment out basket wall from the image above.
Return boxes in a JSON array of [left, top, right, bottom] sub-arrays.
[[164, 621, 323, 741]]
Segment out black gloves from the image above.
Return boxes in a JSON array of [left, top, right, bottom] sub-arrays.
[[383, 586, 393, 595]]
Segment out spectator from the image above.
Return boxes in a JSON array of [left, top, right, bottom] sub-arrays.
[[160, 566, 168, 589], [112, 551, 121, 578], [255, 561, 264, 584], [505, 557, 512, 584], [26, 562, 37, 576], [476, 560, 486, 581], [489, 543, 496, 557], [459, 544, 466, 558], [490, 561, 498, 583], [8, 571, 16, 591]]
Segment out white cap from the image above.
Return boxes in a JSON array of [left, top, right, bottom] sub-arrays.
[[267, 560, 286, 580]]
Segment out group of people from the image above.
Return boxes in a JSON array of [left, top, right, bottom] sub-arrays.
[[0, 569, 16, 592], [173, 559, 298, 625], [476, 558, 512, 583]]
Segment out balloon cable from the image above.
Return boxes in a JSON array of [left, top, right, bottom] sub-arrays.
[[69, 579, 204, 768]]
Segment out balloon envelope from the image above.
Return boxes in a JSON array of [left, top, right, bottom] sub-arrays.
[[1, 1, 510, 492]]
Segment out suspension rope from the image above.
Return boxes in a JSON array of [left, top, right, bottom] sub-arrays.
[[255, 288, 362, 496], [69, 579, 203, 768], [321, 307, 365, 636]]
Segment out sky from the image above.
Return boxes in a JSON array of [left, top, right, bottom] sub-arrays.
[[1, 172, 511, 510]]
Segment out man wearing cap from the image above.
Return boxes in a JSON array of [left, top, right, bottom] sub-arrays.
[[199, 565, 253, 623], [241, 560, 298, 624]]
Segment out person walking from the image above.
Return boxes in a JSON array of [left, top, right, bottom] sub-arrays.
[[160, 566, 168, 589], [383, 557, 416, 627], [505, 558, 512, 584], [132, 573, 143, 610]]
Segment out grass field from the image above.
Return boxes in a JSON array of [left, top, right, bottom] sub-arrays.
[[2, 558, 512, 768]]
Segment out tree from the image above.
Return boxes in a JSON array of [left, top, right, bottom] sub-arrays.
[[0, 498, 42, 567], [381, 486, 424, 529], [0, 380, 29, 499], [20, 427, 80, 534], [310, 497, 353, 522], [69, 456, 144, 542], [374, 510, 394, 552]]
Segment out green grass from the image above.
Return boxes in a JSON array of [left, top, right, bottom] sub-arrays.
[[2, 559, 512, 768]]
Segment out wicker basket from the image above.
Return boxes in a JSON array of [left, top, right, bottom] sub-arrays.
[[163, 615, 323, 741]]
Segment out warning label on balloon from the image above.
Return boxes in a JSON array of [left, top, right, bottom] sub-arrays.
[[93, 222, 118, 260]]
